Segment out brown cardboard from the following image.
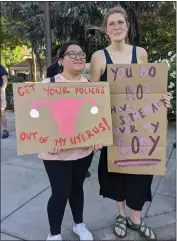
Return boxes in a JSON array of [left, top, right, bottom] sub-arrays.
[[13, 82, 113, 155], [107, 63, 168, 175]]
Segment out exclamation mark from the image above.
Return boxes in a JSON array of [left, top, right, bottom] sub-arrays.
[[102, 118, 111, 130]]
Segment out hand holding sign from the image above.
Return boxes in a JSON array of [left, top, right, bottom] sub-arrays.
[[163, 92, 173, 108], [92, 143, 103, 152], [48, 146, 60, 155]]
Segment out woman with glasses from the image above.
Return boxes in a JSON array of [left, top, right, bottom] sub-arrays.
[[39, 42, 102, 241]]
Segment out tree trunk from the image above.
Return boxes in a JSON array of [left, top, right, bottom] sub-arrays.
[[32, 44, 37, 82], [33, 46, 44, 81], [33, 52, 37, 82], [7, 67, 11, 79]]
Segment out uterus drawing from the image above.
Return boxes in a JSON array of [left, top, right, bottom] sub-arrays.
[[30, 98, 99, 137]]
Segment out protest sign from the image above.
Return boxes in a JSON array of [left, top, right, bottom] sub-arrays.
[[107, 63, 168, 175], [13, 82, 113, 155]]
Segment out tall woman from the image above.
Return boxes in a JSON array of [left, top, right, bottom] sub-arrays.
[[39, 42, 101, 241], [90, 7, 172, 240]]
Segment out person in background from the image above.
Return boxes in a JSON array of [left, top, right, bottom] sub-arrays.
[[47, 48, 62, 78], [47, 47, 91, 178], [90, 6, 172, 241], [38, 42, 102, 241], [0, 64, 9, 139]]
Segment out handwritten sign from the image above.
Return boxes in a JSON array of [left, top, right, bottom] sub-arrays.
[[13, 82, 113, 155], [107, 63, 168, 175]]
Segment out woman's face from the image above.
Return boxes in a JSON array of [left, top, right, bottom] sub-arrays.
[[106, 13, 128, 43], [61, 45, 86, 72]]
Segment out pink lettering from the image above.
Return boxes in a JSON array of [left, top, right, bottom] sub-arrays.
[[140, 66, 148, 78], [132, 111, 141, 121], [118, 67, 125, 80], [139, 136, 151, 153], [143, 105, 153, 115], [143, 84, 153, 99], [117, 138, 129, 157], [113, 128, 120, 135], [143, 123, 153, 132]]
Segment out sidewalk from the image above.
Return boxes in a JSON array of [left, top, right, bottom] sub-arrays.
[[1, 112, 176, 240]]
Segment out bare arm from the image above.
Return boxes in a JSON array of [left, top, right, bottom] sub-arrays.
[[137, 47, 148, 64], [90, 51, 103, 82], [2, 75, 8, 90]]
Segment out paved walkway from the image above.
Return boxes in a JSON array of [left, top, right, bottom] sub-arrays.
[[1, 112, 176, 240]]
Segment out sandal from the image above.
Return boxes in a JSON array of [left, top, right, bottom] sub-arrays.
[[127, 217, 157, 240], [114, 215, 127, 238]]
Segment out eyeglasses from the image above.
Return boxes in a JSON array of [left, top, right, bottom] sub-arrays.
[[63, 51, 86, 59], [108, 21, 126, 28]]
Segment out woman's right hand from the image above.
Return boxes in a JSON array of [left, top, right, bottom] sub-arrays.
[[48, 146, 60, 155], [92, 143, 103, 152]]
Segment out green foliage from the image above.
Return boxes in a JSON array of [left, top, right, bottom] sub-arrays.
[[6, 76, 25, 110], [1, 17, 29, 72], [0, 17, 26, 48], [49, 1, 161, 61], [167, 55, 176, 122], [2, 1, 174, 62], [6, 83, 13, 110], [10, 76, 25, 83], [1, 45, 26, 69], [2, 1, 176, 120], [156, 54, 176, 122], [1, 1, 162, 62], [138, 2, 176, 62], [1, 2, 45, 78]]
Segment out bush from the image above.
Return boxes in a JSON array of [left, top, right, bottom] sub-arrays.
[[155, 53, 176, 123], [6, 76, 25, 110], [167, 54, 176, 123]]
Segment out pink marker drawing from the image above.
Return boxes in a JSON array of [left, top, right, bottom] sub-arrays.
[[114, 159, 161, 167], [29, 98, 99, 137]]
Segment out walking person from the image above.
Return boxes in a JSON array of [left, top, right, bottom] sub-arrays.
[[39, 42, 102, 240], [90, 7, 172, 240], [0, 64, 9, 139]]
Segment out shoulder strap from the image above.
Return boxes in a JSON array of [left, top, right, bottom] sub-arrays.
[[131, 46, 138, 63], [103, 49, 113, 64], [50, 76, 55, 82]]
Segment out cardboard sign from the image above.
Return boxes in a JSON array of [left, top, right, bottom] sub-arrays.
[[13, 82, 113, 155], [107, 63, 168, 175]]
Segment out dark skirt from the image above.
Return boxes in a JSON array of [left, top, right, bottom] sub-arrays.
[[98, 147, 153, 211]]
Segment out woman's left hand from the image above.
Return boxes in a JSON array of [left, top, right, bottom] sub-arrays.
[[48, 146, 60, 155], [92, 143, 103, 152], [163, 92, 173, 108]]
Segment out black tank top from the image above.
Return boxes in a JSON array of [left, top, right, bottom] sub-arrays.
[[100, 46, 138, 81]]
